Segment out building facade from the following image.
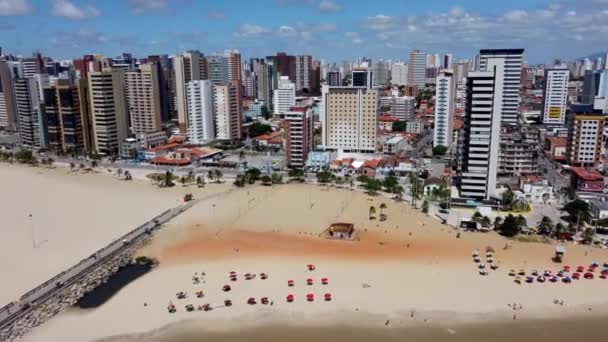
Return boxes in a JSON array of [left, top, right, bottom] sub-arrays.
[[186, 80, 215, 144], [285, 106, 313, 168], [566, 114, 606, 167], [207, 55, 229, 86], [174, 51, 207, 132], [408, 50, 427, 88], [433, 71, 454, 148], [125, 63, 162, 134], [213, 81, 242, 141], [477, 49, 523, 123], [391, 62, 408, 86], [14, 77, 46, 148], [320, 85, 379, 153], [542, 68, 569, 125], [273, 76, 295, 116], [295, 55, 312, 92]]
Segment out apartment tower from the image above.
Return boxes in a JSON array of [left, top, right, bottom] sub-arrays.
[[477, 49, 523, 123], [433, 71, 455, 148], [542, 68, 570, 125], [213, 81, 242, 141], [186, 80, 215, 144], [125, 63, 162, 134]]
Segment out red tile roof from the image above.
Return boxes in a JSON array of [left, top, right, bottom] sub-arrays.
[[379, 114, 399, 122], [150, 156, 191, 166], [546, 136, 567, 147], [360, 159, 380, 169], [148, 143, 180, 152], [452, 119, 464, 131], [571, 167, 604, 181]]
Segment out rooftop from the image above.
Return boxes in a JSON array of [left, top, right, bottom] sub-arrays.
[[571, 167, 604, 181]]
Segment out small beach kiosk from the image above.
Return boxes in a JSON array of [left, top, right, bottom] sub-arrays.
[[554, 246, 565, 263], [324, 222, 357, 241]]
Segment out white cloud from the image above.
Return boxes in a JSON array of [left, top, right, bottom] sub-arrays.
[[51, 0, 99, 20], [0, 0, 31, 16], [278, 25, 298, 37], [206, 9, 225, 19], [128, 0, 169, 13], [318, 0, 341, 12], [344, 31, 362, 44], [503, 10, 529, 22], [235, 24, 269, 37], [362, 14, 399, 31]]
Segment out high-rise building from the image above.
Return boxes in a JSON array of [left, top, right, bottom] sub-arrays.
[[352, 68, 372, 88], [295, 55, 312, 92], [393, 96, 415, 121], [598, 69, 608, 99], [186, 80, 215, 144], [254, 62, 272, 106], [146, 55, 171, 122], [0, 61, 18, 130], [408, 50, 427, 88], [460, 69, 503, 200], [498, 124, 539, 177], [125, 63, 162, 134], [213, 81, 242, 140], [174, 51, 207, 132], [477, 49, 523, 123], [453, 61, 470, 83], [372, 60, 389, 86], [225, 49, 242, 85], [88, 69, 129, 155], [272, 52, 296, 81], [310, 60, 321, 95], [327, 69, 341, 86], [14, 77, 46, 148], [433, 71, 454, 148], [444, 54, 453, 70], [43, 79, 92, 153], [390, 62, 408, 86], [273, 76, 295, 116], [541, 68, 569, 125], [285, 106, 313, 168], [320, 85, 379, 152], [21, 57, 43, 78], [566, 113, 606, 167], [207, 55, 229, 86], [582, 70, 601, 104]]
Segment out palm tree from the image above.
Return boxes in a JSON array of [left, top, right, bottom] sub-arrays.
[[196, 176, 205, 188], [180, 176, 187, 186], [369, 206, 376, 220], [562, 199, 591, 231], [207, 170, 214, 183], [422, 200, 429, 214], [163, 170, 174, 187], [214, 169, 223, 183], [394, 185, 404, 200], [493, 216, 503, 230], [554, 222, 565, 239], [537, 216, 554, 236], [234, 174, 246, 188]]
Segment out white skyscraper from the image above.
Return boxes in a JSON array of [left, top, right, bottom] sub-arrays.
[[460, 66, 504, 200], [391, 62, 408, 85], [273, 76, 295, 116], [542, 68, 570, 125], [174, 51, 206, 132], [433, 71, 454, 148], [186, 80, 215, 144], [478, 49, 523, 123]]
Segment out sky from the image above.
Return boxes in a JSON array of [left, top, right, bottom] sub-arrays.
[[0, 0, 607, 64]]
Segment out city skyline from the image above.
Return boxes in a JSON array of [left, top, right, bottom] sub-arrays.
[[0, 0, 607, 63]]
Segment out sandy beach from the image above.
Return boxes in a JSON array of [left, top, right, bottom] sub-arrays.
[[16, 182, 608, 342]]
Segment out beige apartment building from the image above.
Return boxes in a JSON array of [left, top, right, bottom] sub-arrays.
[[88, 69, 129, 155], [174, 51, 208, 132], [125, 63, 162, 134], [213, 81, 242, 141], [320, 85, 379, 153]]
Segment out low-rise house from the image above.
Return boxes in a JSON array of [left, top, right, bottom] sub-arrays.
[[588, 198, 608, 226], [518, 176, 553, 203], [544, 136, 567, 161], [358, 159, 380, 177], [570, 167, 604, 193], [375, 158, 398, 176], [424, 177, 443, 196], [306, 151, 336, 171], [383, 136, 407, 155], [253, 131, 283, 150], [379, 114, 399, 131]]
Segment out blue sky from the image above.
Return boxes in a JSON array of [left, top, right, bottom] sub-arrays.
[[0, 0, 607, 63]]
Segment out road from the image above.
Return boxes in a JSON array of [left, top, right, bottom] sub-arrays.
[[0, 199, 198, 330], [537, 148, 569, 191]]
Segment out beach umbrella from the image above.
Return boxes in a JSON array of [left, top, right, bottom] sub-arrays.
[[478, 263, 486, 269], [487, 258, 494, 263], [600, 273, 607, 279], [229, 271, 237, 276], [491, 264, 498, 270], [247, 297, 256, 305], [509, 269, 516, 276], [479, 269, 488, 276], [324, 293, 332, 301], [537, 276, 546, 283], [307, 278, 314, 285], [543, 270, 552, 277], [584, 272, 594, 279], [321, 277, 329, 285], [224, 299, 232, 307], [261, 297, 269, 305], [591, 261, 599, 267], [244, 273, 253, 280], [531, 270, 539, 276], [286, 294, 294, 302], [577, 266, 585, 272], [306, 293, 314, 301], [518, 269, 526, 275], [230, 275, 237, 282], [261, 273, 268, 280], [288, 280, 295, 286], [603, 262, 608, 268], [473, 257, 481, 263], [601, 270, 608, 275], [550, 276, 558, 283], [572, 272, 581, 280], [563, 265, 571, 271], [222, 285, 231, 292], [307, 264, 316, 271], [515, 277, 522, 284], [587, 267, 595, 273], [563, 276, 572, 283], [526, 276, 534, 283]]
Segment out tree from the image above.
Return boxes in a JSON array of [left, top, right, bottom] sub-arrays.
[[502, 188, 515, 211], [392, 121, 407, 132], [214, 169, 223, 183], [316, 170, 333, 184], [497, 214, 521, 237], [432, 145, 448, 156], [261, 175, 272, 186], [365, 179, 382, 195], [516, 215, 527, 230], [335, 177, 344, 187], [196, 176, 205, 188], [288, 168, 305, 181], [163, 170, 175, 188], [180, 176, 187, 186], [422, 200, 429, 214], [271, 173, 283, 184], [562, 199, 591, 230], [249, 122, 272, 137], [369, 206, 376, 220], [582, 228, 595, 245], [14, 149, 36, 164], [537, 216, 554, 236], [493, 216, 503, 230], [542, 193, 551, 205], [91, 160, 98, 168], [260, 105, 271, 120], [472, 211, 483, 223], [393, 185, 405, 200], [481, 216, 492, 227], [234, 174, 247, 187], [245, 168, 261, 183], [47, 157, 54, 168], [554, 222, 565, 238], [382, 176, 399, 193]]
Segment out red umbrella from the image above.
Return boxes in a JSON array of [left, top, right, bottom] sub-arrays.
[[577, 266, 585, 272], [307, 264, 315, 271], [573, 272, 581, 279], [563, 265, 571, 269], [229, 271, 237, 275], [306, 293, 314, 301], [307, 278, 313, 285], [324, 293, 332, 301], [230, 276, 237, 282], [584, 272, 594, 279], [601, 270, 608, 275], [288, 280, 295, 286], [286, 294, 294, 302], [321, 277, 328, 285]]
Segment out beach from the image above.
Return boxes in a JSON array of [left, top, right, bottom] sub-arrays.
[[15, 181, 608, 342]]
